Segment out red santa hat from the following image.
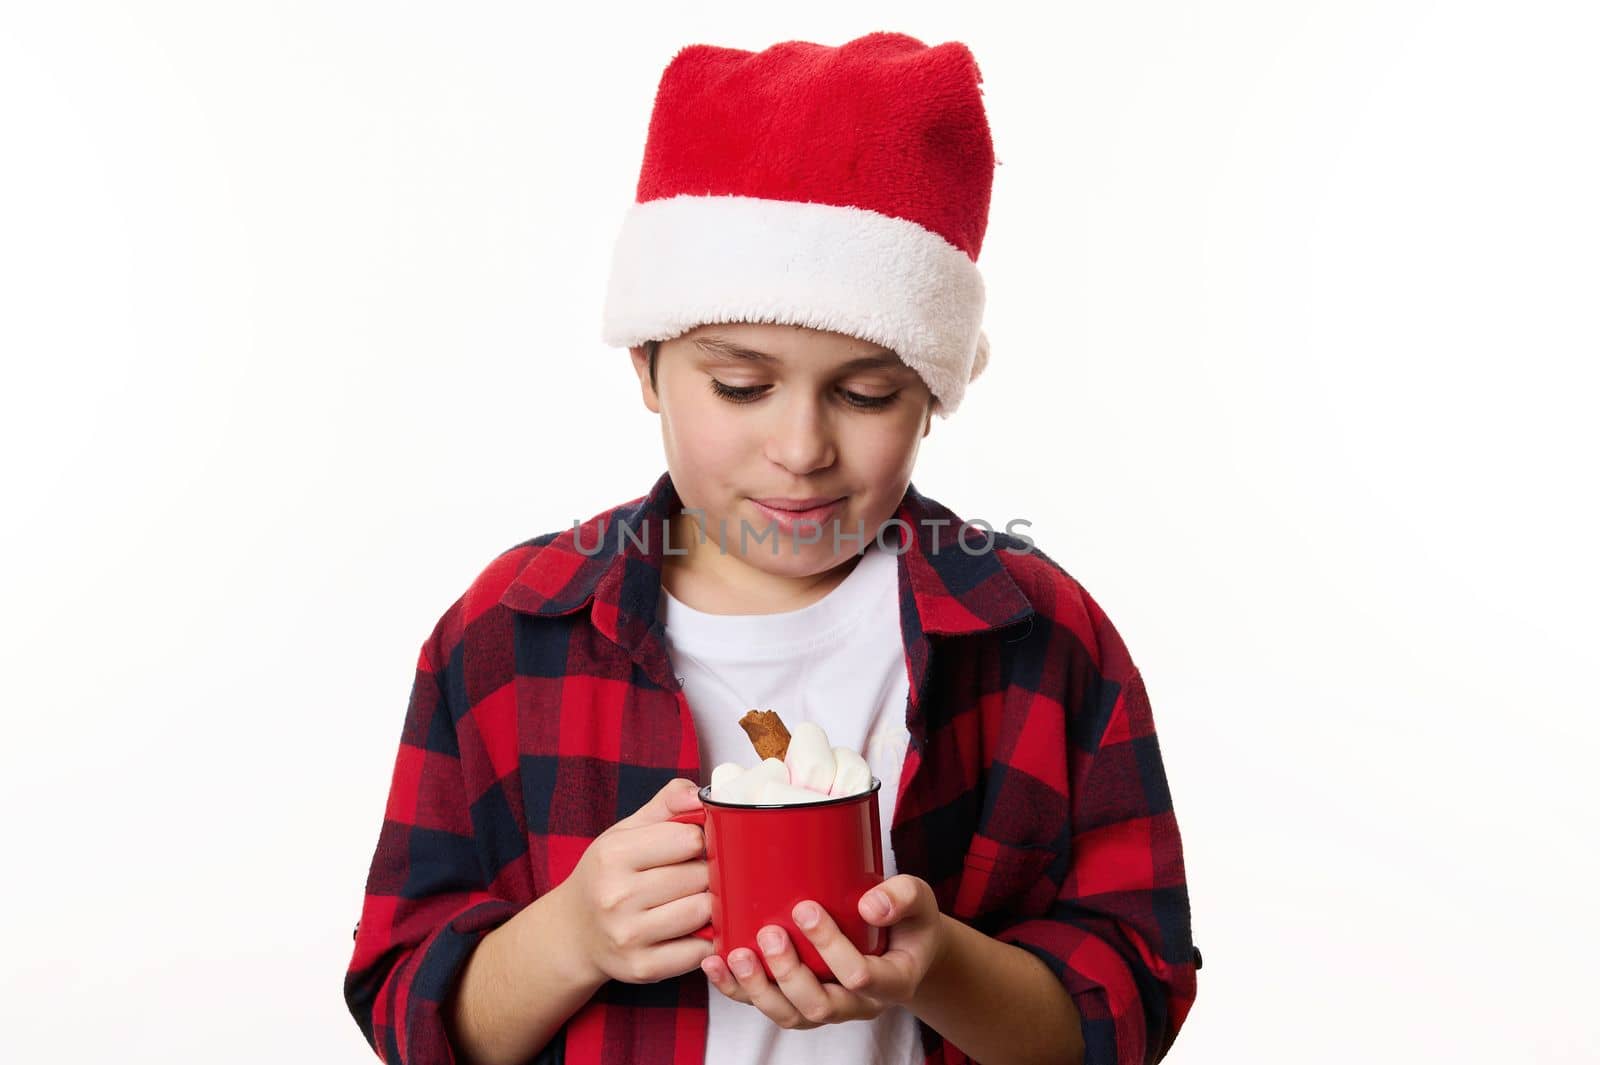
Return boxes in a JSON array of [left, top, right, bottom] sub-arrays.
[[600, 31, 997, 418]]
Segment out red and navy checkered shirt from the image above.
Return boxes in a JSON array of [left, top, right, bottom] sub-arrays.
[[344, 470, 1199, 1064]]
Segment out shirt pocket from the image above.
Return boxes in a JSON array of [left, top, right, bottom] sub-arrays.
[[954, 834, 1058, 923]]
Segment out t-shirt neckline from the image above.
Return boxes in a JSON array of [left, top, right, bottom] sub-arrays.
[[659, 544, 896, 660]]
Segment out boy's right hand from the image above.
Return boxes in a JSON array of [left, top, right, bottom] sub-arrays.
[[561, 777, 713, 986]]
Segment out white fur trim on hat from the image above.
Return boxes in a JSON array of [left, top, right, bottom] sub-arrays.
[[600, 194, 989, 417]]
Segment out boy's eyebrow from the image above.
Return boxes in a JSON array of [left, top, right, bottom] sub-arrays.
[[692, 334, 907, 373]]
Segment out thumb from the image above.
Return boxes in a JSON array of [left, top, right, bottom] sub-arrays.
[[859, 875, 924, 926], [615, 777, 702, 830]]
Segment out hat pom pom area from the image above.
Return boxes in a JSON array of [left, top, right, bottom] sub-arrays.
[[929, 329, 991, 419], [969, 329, 990, 383]]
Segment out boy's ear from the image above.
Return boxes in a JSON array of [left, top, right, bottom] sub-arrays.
[[628, 344, 661, 413]]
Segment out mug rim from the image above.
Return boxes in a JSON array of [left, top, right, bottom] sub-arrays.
[[698, 775, 882, 810]]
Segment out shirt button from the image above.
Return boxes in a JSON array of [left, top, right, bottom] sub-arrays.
[[1192, 945, 1203, 969]]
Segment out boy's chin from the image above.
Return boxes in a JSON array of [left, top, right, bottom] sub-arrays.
[[725, 543, 861, 577]]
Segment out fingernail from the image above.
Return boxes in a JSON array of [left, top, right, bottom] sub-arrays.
[[794, 903, 820, 929], [731, 952, 755, 977], [758, 930, 783, 954], [865, 891, 890, 919]]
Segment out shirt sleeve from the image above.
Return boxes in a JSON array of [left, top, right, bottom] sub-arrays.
[[992, 629, 1198, 1065], [342, 629, 524, 1063]]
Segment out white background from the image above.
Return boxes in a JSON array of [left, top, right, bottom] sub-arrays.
[[2, 2, 1594, 1062]]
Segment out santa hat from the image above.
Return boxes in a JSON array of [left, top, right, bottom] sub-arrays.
[[600, 32, 996, 418]]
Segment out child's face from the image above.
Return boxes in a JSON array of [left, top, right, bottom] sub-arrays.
[[629, 321, 934, 586]]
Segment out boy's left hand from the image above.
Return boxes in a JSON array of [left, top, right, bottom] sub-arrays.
[[700, 874, 947, 1029]]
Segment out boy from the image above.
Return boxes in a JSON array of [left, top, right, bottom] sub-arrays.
[[344, 31, 1198, 1065]]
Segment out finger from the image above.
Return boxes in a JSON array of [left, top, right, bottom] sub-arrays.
[[758, 924, 880, 1024], [700, 955, 751, 1004], [635, 889, 713, 945], [726, 946, 807, 1028], [661, 778, 707, 815], [633, 857, 710, 909], [621, 820, 706, 871], [793, 901, 875, 996], [639, 931, 715, 981], [858, 874, 927, 926], [756, 924, 837, 1024], [613, 778, 703, 831]]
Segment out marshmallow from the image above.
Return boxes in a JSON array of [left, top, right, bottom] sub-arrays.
[[828, 746, 872, 798], [716, 717, 872, 806], [754, 777, 831, 805], [714, 757, 787, 804], [711, 772, 758, 804], [750, 757, 789, 784], [784, 722, 837, 793]]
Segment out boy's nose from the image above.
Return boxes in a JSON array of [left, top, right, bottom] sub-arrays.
[[763, 401, 837, 474]]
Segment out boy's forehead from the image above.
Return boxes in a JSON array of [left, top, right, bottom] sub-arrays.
[[681, 323, 910, 374]]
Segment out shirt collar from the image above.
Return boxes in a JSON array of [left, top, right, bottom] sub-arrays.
[[499, 469, 1034, 660]]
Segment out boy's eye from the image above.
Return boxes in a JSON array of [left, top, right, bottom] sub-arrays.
[[709, 379, 769, 403], [841, 389, 899, 410], [708, 379, 900, 411]]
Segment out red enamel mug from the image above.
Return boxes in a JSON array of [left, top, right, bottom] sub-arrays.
[[670, 777, 888, 982]]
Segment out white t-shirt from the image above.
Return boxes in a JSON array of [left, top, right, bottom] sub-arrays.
[[659, 542, 921, 1065]]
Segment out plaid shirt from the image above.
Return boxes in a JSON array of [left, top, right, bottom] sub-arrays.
[[344, 470, 1198, 1065]]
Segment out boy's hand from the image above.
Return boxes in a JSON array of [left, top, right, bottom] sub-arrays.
[[700, 873, 949, 1029], [561, 778, 714, 985]]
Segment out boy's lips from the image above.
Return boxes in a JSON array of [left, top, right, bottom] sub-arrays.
[[749, 496, 846, 528], [751, 496, 844, 511]]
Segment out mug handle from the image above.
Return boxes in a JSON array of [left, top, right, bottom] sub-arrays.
[[668, 807, 715, 942]]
